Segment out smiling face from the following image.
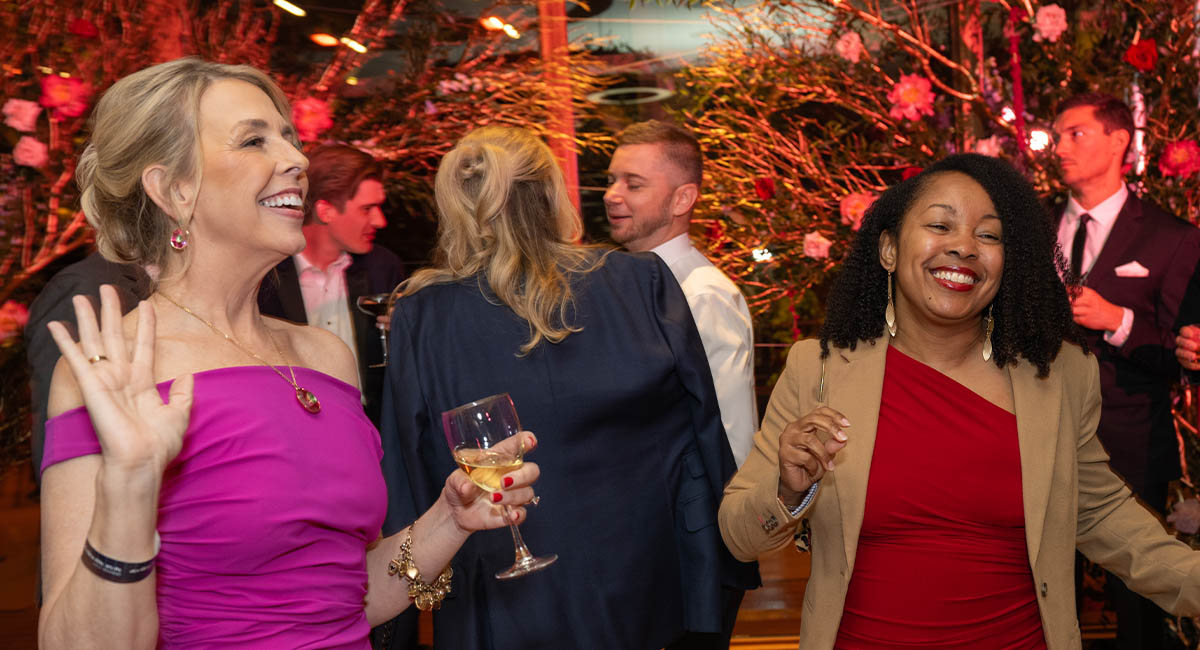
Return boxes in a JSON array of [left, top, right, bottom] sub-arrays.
[[187, 79, 309, 259], [603, 143, 692, 252], [880, 171, 1004, 329], [322, 178, 386, 255]]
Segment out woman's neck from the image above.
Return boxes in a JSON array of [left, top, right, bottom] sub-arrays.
[[154, 251, 278, 340], [889, 318, 987, 372]]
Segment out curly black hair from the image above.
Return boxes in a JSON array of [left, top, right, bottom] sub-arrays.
[[818, 153, 1086, 377]]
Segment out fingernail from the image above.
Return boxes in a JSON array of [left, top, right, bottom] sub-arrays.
[[834, 429, 848, 442], [503, 476, 514, 488], [491, 492, 503, 503], [840, 417, 851, 426]]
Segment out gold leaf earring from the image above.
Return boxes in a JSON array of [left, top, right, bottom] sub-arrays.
[[885, 270, 897, 337], [982, 304, 995, 362]]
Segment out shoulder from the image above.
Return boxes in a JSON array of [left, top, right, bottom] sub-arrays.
[[268, 317, 358, 387], [47, 355, 84, 418], [1130, 195, 1197, 234], [1041, 341, 1097, 381]]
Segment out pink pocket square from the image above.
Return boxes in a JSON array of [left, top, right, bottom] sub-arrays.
[[1114, 260, 1150, 278]]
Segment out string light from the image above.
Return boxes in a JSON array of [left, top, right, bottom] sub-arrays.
[[1000, 106, 1016, 123], [273, 0, 306, 17], [310, 33, 338, 47], [502, 24, 520, 39], [346, 76, 359, 85], [340, 37, 367, 53], [1028, 129, 1051, 152], [752, 248, 774, 262], [480, 16, 505, 30]]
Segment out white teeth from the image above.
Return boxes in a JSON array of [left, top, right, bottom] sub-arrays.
[[932, 270, 977, 284], [259, 194, 302, 209]]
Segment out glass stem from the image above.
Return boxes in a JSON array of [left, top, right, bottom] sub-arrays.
[[376, 325, 388, 366], [502, 505, 535, 565]]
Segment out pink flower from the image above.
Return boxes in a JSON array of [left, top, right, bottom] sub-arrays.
[[834, 32, 864, 64], [803, 231, 833, 259], [839, 192, 875, 231], [974, 135, 1002, 157], [3, 98, 41, 132], [1160, 140, 1200, 177], [291, 97, 334, 142], [754, 177, 776, 200], [1032, 4, 1068, 43], [39, 76, 91, 119], [887, 74, 935, 122], [0, 300, 29, 342], [13, 136, 49, 167]]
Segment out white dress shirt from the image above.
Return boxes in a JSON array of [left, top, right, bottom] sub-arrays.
[[294, 251, 360, 370], [1056, 184, 1134, 347], [652, 233, 758, 467]]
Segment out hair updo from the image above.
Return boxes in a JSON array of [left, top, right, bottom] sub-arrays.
[[77, 57, 293, 272]]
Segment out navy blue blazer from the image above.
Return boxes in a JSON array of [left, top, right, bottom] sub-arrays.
[[379, 250, 759, 650], [258, 245, 405, 427], [1059, 193, 1200, 498]]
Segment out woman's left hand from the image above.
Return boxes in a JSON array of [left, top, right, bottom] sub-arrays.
[[442, 432, 540, 533], [1176, 325, 1200, 371]]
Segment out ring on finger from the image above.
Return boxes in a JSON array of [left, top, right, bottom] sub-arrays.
[[529, 496, 541, 507], [87, 354, 108, 364]]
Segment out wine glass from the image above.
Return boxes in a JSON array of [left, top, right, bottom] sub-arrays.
[[442, 393, 557, 579], [355, 292, 392, 368]]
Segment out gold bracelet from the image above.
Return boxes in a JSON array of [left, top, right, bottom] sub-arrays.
[[387, 524, 453, 611]]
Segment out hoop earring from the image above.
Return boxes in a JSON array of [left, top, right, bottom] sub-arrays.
[[982, 304, 995, 362], [885, 271, 897, 337], [169, 227, 189, 251]]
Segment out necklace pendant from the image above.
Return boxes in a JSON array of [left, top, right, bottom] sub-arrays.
[[295, 387, 321, 414]]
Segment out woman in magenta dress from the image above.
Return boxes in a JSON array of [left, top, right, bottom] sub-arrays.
[[718, 154, 1200, 649], [37, 58, 541, 649]]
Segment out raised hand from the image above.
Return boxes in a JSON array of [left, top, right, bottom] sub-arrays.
[[778, 406, 849, 506], [442, 432, 540, 533], [46, 285, 193, 475]]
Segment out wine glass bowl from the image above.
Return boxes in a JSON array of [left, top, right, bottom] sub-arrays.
[[442, 394, 556, 580], [355, 292, 393, 368]]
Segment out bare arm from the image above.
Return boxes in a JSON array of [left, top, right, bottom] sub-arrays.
[[38, 287, 193, 650]]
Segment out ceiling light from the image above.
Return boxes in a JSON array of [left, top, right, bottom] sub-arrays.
[[310, 33, 338, 47], [340, 37, 367, 54], [502, 24, 520, 39], [481, 16, 505, 31], [273, 0, 306, 17]]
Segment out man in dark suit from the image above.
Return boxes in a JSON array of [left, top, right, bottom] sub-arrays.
[[1053, 92, 1200, 650], [26, 252, 151, 481], [258, 144, 404, 428]]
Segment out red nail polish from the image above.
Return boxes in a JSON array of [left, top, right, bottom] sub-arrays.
[[503, 476, 514, 488], [491, 492, 503, 503]]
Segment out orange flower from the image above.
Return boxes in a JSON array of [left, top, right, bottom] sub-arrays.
[[887, 74, 935, 122], [39, 76, 91, 119]]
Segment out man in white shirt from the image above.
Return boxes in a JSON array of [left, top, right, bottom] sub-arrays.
[[258, 144, 404, 427], [605, 120, 757, 649], [1053, 93, 1200, 650]]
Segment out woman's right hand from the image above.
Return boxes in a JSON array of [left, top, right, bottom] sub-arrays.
[[442, 432, 540, 534], [778, 406, 849, 506], [46, 285, 193, 476]]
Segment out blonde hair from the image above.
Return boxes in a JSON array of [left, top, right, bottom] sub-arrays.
[[77, 57, 293, 274], [404, 126, 608, 355]]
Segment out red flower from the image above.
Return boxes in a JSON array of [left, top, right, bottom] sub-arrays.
[[291, 97, 334, 142], [1123, 39, 1158, 73], [39, 76, 91, 120], [901, 166, 923, 180], [1160, 140, 1200, 178], [68, 18, 99, 39], [754, 177, 776, 201]]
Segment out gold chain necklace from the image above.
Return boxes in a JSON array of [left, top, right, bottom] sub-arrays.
[[158, 293, 321, 414]]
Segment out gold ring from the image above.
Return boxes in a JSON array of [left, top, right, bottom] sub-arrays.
[[87, 355, 108, 364]]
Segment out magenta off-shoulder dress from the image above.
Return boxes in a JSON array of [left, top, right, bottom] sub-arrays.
[[42, 366, 386, 649]]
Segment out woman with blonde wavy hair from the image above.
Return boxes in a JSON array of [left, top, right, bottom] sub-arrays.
[[378, 126, 750, 650], [37, 59, 542, 649]]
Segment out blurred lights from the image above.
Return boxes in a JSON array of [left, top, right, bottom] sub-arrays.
[[481, 15, 520, 39], [1028, 129, 1051, 152], [273, 0, 306, 17], [346, 76, 359, 86], [340, 37, 367, 53], [752, 248, 774, 262], [1000, 106, 1016, 123], [502, 24, 520, 39], [310, 33, 338, 47]]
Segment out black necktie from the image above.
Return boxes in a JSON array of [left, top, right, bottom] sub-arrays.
[[1070, 213, 1092, 279]]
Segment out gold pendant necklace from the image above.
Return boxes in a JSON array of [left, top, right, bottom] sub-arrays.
[[158, 293, 321, 414]]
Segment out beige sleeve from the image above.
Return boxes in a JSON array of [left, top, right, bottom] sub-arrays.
[[718, 340, 819, 562]]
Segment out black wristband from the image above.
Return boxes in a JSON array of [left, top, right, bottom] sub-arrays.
[[81, 539, 156, 583]]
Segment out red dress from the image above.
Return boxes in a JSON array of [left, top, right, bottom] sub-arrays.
[[834, 346, 1047, 649]]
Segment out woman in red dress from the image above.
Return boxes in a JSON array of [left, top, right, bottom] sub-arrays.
[[718, 153, 1200, 649]]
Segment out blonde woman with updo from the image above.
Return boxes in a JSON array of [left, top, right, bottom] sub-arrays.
[[377, 126, 758, 650], [37, 58, 543, 649]]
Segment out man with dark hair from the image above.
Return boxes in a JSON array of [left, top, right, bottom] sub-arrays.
[[1053, 92, 1200, 650], [259, 144, 404, 427], [605, 119, 760, 649]]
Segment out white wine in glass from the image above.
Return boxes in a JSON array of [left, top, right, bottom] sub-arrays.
[[442, 393, 557, 580]]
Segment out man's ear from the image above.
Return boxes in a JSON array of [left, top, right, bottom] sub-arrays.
[[671, 182, 699, 218], [878, 229, 898, 272], [142, 165, 192, 221], [313, 199, 336, 225]]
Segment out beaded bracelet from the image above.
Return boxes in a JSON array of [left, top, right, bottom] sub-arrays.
[[387, 525, 452, 611], [81, 538, 156, 584]]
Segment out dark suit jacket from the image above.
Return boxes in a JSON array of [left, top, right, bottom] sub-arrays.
[[1058, 193, 1200, 500], [258, 246, 404, 427], [379, 251, 759, 650], [25, 252, 151, 480]]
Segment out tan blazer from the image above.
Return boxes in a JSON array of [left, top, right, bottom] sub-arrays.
[[719, 337, 1200, 650]]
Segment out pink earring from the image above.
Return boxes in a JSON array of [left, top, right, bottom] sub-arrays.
[[169, 227, 189, 250]]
